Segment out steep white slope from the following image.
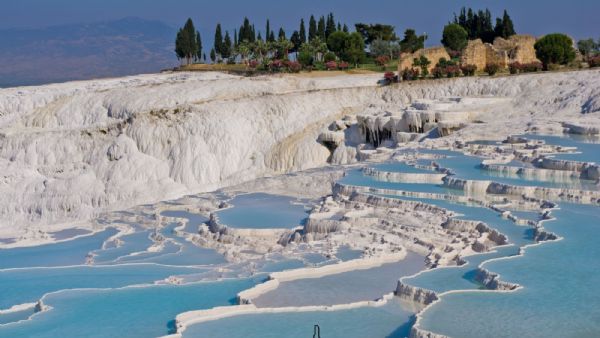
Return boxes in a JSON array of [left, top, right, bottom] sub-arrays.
[[1, 69, 599, 236]]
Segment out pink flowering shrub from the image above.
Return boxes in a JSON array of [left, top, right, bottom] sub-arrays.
[[325, 61, 338, 70]]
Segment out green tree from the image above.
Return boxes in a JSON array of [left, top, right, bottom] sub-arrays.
[[210, 48, 216, 63], [354, 23, 398, 46], [290, 31, 302, 53], [325, 13, 336, 39], [278, 27, 286, 40], [175, 18, 200, 65], [399, 29, 426, 53], [326, 31, 365, 65], [345, 32, 366, 66], [342, 24, 349, 33], [370, 39, 391, 58], [195, 30, 202, 62], [214, 23, 223, 59], [500, 10, 516, 38], [327, 31, 347, 56], [442, 23, 468, 52], [299, 19, 307, 44], [534, 34, 576, 68], [577, 38, 598, 60], [222, 31, 232, 59], [308, 15, 317, 41], [317, 16, 326, 40], [266, 19, 272, 42]]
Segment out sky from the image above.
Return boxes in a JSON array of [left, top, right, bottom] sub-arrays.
[[1, 0, 598, 48]]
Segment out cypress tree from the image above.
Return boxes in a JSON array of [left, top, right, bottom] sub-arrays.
[[299, 19, 306, 44], [214, 23, 223, 57], [222, 31, 232, 59], [210, 48, 216, 63], [175, 18, 199, 65], [317, 16, 326, 40], [343, 24, 349, 33], [266, 19, 272, 42], [269, 30, 275, 42], [278, 27, 286, 40], [308, 15, 317, 41], [325, 13, 336, 38], [337, 22, 342, 32], [290, 30, 301, 52], [251, 24, 256, 42], [195, 30, 202, 62], [501, 10, 515, 38], [257, 32, 263, 41], [234, 29, 238, 47]]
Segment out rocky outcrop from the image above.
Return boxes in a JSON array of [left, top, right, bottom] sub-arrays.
[[396, 282, 438, 305]]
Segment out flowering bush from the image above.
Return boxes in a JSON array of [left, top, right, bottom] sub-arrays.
[[384, 71, 396, 83], [522, 61, 543, 72], [325, 61, 338, 70], [460, 64, 476, 76], [375, 55, 390, 67], [431, 66, 444, 79], [484, 63, 501, 76], [509, 61, 543, 74], [589, 56, 600, 68], [338, 61, 349, 70], [285, 61, 302, 73], [508, 62, 522, 74], [269, 59, 285, 71], [445, 65, 461, 78], [248, 60, 259, 69], [401, 68, 420, 81]]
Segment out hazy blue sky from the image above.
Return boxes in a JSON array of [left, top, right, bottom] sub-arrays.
[[1, 0, 598, 46]]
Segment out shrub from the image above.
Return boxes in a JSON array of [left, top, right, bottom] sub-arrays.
[[534, 33, 576, 69], [522, 61, 543, 72], [325, 61, 338, 70], [338, 61, 350, 70], [589, 56, 600, 68], [286, 61, 302, 73], [375, 55, 391, 67], [547, 63, 561, 71], [298, 50, 314, 67], [269, 59, 284, 72], [442, 23, 468, 52], [460, 64, 477, 76], [248, 60, 259, 69], [484, 63, 500, 76], [401, 68, 420, 81], [445, 65, 461, 78], [432, 66, 445, 79], [384, 71, 396, 84], [508, 62, 522, 74], [324, 52, 337, 63]]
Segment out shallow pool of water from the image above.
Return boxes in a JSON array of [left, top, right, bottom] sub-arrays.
[[216, 193, 309, 229], [183, 297, 417, 338]]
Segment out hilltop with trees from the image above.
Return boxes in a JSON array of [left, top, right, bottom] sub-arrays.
[[174, 9, 597, 77]]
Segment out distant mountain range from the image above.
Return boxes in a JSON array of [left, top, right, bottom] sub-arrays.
[[0, 17, 177, 87]]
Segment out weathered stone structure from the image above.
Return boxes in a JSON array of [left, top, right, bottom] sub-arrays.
[[398, 34, 539, 73], [461, 35, 539, 70], [398, 47, 450, 73]]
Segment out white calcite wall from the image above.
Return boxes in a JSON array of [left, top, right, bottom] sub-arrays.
[[2, 69, 600, 233]]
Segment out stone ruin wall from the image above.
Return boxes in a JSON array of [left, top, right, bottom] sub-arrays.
[[398, 34, 540, 72], [398, 47, 451, 73]]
